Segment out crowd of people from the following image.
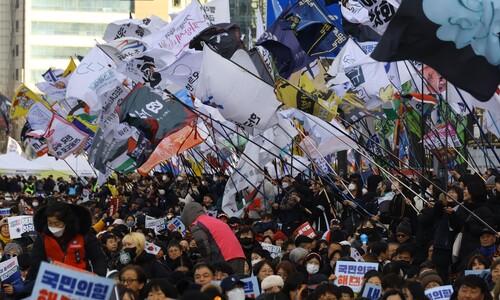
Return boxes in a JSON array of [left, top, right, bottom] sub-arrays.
[[0, 167, 499, 300]]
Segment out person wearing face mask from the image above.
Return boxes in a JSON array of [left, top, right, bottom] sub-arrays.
[[221, 274, 246, 300], [26, 201, 108, 284], [302, 252, 324, 279], [116, 232, 170, 279]]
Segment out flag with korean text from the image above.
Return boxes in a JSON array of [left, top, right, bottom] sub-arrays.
[[202, 0, 230, 24], [97, 37, 149, 65], [194, 46, 280, 134], [103, 15, 168, 42], [159, 51, 203, 93], [66, 47, 126, 108], [143, 1, 210, 57], [334, 261, 378, 292], [116, 84, 197, 144], [36, 77, 70, 102], [44, 115, 88, 159]]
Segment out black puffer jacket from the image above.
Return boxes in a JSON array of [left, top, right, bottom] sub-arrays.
[[26, 203, 107, 282]]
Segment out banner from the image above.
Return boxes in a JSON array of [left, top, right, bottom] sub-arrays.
[[32, 262, 114, 300], [26, 101, 54, 132], [44, 115, 88, 159], [424, 285, 453, 300], [334, 261, 378, 292], [0, 257, 22, 286], [206, 210, 218, 218], [422, 122, 462, 150], [260, 242, 281, 259], [241, 276, 260, 299], [143, 1, 210, 57], [203, 0, 230, 24], [8, 215, 34, 239], [145, 215, 166, 232], [166, 217, 186, 236], [361, 283, 382, 300]]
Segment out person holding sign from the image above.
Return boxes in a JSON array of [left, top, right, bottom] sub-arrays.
[[26, 201, 107, 285]]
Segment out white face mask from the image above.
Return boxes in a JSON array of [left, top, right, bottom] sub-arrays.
[[177, 176, 184, 181], [227, 288, 245, 300], [348, 183, 356, 191], [32, 202, 39, 207], [251, 259, 262, 266], [306, 263, 320, 275], [162, 175, 168, 181], [282, 182, 289, 189], [48, 226, 65, 238]]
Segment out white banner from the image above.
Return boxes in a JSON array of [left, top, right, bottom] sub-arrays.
[[241, 276, 260, 299], [260, 242, 281, 259], [26, 101, 53, 132], [145, 215, 166, 232], [32, 262, 115, 300], [334, 261, 378, 292], [203, 0, 230, 24], [143, 1, 210, 57], [361, 283, 382, 300], [8, 215, 34, 239], [44, 115, 88, 159]]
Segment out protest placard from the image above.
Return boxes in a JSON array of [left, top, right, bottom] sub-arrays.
[[292, 222, 317, 240], [166, 217, 186, 236], [145, 215, 166, 232], [241, 276, 260, 299], [0, 257, 22, 286], [424, 285, 453, 300], [8, 215, 34, 239], [32, 262, 115, 300], [0, 208, 10, 217], [145, 242, 162, 255], [260, 242, 281, 259], [334, 261, 378, 292], [361, 283, 382, 300]]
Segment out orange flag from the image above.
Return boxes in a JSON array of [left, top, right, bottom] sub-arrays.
[[138, 125, 204, 176]]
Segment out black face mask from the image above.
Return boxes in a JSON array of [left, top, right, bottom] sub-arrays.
[[240, 237, 253, 246], [360, 228, 375, 236], [124, 247, 137, 260]]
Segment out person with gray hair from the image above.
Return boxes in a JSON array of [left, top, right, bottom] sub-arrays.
[[3, 242, 23, 260]]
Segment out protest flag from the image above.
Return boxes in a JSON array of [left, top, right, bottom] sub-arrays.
[[371, 0, 500, 102], [189, 23, 246, 59], [116, 84, 197, 144], [10, 85, 51, 118], [278, 0, 348, 58], [138, 124, 204, 176]]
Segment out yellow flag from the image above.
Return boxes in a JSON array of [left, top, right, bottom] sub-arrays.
[[62, 57, 77, 78], [275, 77, 336, 122], [10, 84, 51, 118]]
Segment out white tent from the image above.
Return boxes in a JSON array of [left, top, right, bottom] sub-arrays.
[[34, 155, 96, 177], [0, 153, 51, 177]]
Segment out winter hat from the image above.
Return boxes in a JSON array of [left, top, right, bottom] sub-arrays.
[[367, 175, 384, 192], [261, 275, 284, 291], [419, 270, 443, 289], [272, 231, 287, 242], [294, 235, 313, 247], [396, 221, 412, 236], [113, 219, 125, 225], [303, 252, 322, 266], [289, 247, 309, 263]]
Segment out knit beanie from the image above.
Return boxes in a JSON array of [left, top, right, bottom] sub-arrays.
[[396, 221, 412, 236], [419, 270, 443, 289]]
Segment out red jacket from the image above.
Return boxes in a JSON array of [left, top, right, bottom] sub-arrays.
[[182, 203, 245, 263]]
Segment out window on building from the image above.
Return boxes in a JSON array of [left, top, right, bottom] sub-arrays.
[[173, 0, 181, 7], [15, 69, 19, 81], [16, 20, 19, 32], [16, 45, 19, 57], [15, 0, 19, 9]]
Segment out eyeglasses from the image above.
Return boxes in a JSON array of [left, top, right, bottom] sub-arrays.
[[120, 278, 139, 285]]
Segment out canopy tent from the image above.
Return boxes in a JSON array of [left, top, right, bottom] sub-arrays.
[[33, 155, 96, 178], [0, 153, 95, 178]]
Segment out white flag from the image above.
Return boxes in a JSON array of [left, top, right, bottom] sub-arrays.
[[143, 1, 210, 57], [159, 51, 203, 93], [203, 0, 231, 24], [194, 46, 280, 133], [6, 137, 25, 157], [256, 7, 265, 41], [103, 15, 168, 42], [26, 102, 53, 132], [35, 77, 70, 101], [98, 37, 149, 65], [44, 115, 88, 159], [66, 47, 126, 108], [117, 48, 176, 89]]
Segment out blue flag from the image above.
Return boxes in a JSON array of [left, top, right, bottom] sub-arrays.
[[278, 0, 347, 58]]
